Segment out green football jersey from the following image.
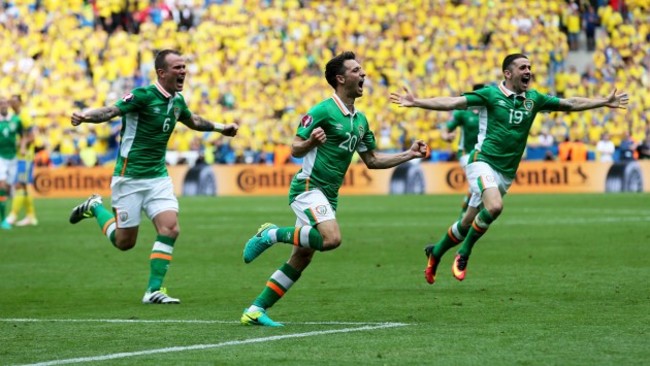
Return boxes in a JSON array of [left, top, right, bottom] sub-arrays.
[[465, 83, 560, 178], [289, 95, 377, 210], [114, 83, 191, 178], [0, 114, 22, 160], [446, 108, 481, 157]]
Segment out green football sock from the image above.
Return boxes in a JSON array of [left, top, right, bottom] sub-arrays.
[[91, 204, 117, 246], [432, 220, 469, 259], [269, 226, 323, 251], [458, 209, 495, 257], [252, 262, 301, 309], [147, 235, 176, 292]]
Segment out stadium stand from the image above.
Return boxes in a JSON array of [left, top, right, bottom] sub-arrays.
[[0, 0, 648, 166]]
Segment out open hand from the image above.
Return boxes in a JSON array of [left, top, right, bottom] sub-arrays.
[[389, 86, 416, 107]]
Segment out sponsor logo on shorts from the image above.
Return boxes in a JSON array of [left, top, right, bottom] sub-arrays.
[[315, 205, 328, 216], [119, 212, 129, 222]]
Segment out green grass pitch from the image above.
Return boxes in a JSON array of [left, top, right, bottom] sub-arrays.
[[1, 193, 649, 365]]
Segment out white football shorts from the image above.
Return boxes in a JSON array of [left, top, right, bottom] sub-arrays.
[[465, 161, 512, 208], [111, 176, 178, 228], [290, 189, 336, 226]]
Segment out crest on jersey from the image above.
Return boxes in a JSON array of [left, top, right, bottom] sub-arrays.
[[523, 99, 534, 111], [121, 93, 134, 102], [300, 114, 313, 128], [315, 205, 328, 216], [174, 107, 180, 119], [358, 125, 365, 136]]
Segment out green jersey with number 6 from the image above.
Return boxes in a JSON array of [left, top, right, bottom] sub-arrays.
[[114, 83, 191, 178], [0, 114, 22, 160], [289, 95, 377, 210], [465, 83, 560, 178]]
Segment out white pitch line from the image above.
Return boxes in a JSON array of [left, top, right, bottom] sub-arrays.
[[0, 318, 398, 326], [17, 322, 407, 366]]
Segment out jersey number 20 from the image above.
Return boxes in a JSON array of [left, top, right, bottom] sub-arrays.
[[338, 132, 358, 152]]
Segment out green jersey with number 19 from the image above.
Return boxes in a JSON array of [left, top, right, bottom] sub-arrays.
[[114, 82, 191, 178], [289, 94, 377, 210], [465, 82, 560, 178]]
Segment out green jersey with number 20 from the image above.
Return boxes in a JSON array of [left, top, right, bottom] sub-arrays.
[[114, 83, 191, 178], [465, 83, 560, 178], [289, 95, 377, 210]]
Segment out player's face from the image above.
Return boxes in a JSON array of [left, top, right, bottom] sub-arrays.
[[0, 98, 8, 116], [341, 59, 366, 98], [158, 53, 187, 94], [505, 58, 532, 94]]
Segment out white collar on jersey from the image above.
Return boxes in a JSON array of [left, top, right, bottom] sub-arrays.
[[154, 81, 174, 99], [498, 81, 526, 99], [331, 93, 357, 116]]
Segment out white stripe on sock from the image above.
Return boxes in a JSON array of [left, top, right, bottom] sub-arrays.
[[271, 269, 294, 290], [299, 226, 312, 247], [105, 223, 116, 240], [152, 241, 173, 254]]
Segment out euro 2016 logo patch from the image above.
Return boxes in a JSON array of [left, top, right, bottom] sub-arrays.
[[119, 211, 129, 222], [122, 93, 134, 102], [300, 114, 313, 128], [174, 107, 180, 120], [315, 205, 328, 216], [523, 99, 534, 111], [358, 125, 365, 136]]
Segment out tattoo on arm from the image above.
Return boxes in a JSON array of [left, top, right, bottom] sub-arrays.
[[85, 106, 121, 122], [187, 113, 215, 131]]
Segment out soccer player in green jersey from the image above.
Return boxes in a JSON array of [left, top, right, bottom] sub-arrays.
[[390, 53, 628, 284], [0, 96, 26, 230], [441, 83, 484, 220], [240, 51, 428, 327], [68, 49, 239, 304]]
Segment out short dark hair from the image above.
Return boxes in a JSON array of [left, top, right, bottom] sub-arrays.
[[325, 51, 356, 89], [154, 49, 181, 71], [502, 53, 528, 72]]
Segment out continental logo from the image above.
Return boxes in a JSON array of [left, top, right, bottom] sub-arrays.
[[513, 165, 588, 186], [237, 169, 297, 192], [445, 165, 589, 189], [446, 166, 467, 190], [33, 170, 111, 194], [236, 167, 373, 192]]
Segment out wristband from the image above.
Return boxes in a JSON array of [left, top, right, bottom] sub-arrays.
[[212, 122, 225, 132]]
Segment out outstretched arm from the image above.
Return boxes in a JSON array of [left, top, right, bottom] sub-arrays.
[[358, 139, 428, 169], [71, 106, 121, 126], [557, 88, 629, 111], [390, 86, 467, 111], [180, 113, 239, 137]]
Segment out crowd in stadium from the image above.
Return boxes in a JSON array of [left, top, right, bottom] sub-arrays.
[[1, 0, 649, 167]]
